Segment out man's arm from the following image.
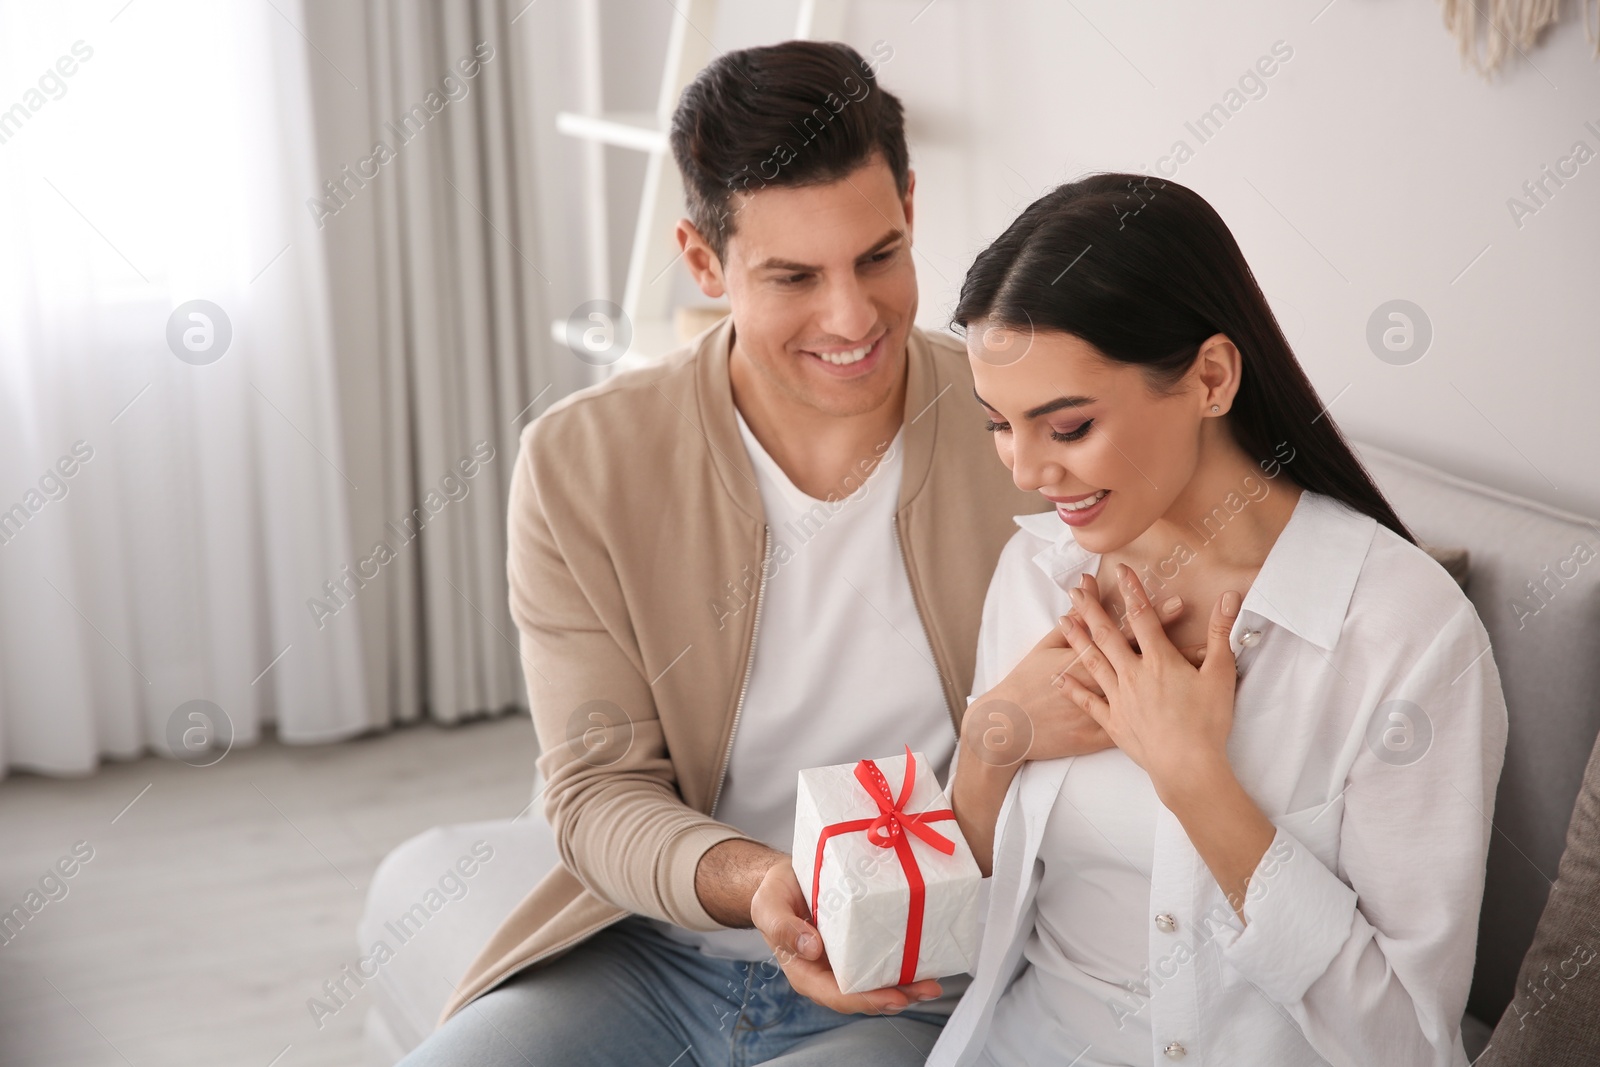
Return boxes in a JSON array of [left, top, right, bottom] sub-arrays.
[[695, 839, 786, 927], [510, 422, 749, 931]]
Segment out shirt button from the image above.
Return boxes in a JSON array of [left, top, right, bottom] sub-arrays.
[[1163, 1042, 1187, 1059], [1154, 913, 1177, 933], [1239, 629, 1262, 648]]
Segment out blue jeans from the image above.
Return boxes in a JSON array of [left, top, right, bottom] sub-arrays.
[[398, 916, 949, 1066]]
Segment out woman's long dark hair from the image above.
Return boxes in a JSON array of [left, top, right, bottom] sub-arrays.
[[954, 173, 1414, 544]]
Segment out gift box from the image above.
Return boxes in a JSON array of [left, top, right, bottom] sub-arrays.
[[791, 745, 981, 994]]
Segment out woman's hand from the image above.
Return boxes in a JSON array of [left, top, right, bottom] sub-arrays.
[[954, 590, 1194, 875], [1060, 565, 1277, 922], [1059, 565, 1240, 800], [968, 592, 1196, 767]]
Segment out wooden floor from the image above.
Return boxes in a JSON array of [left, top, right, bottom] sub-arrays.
[[0, 713, 534, 1067]]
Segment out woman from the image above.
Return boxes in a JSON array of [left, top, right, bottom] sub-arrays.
[[929, 175, 1507, 1066]]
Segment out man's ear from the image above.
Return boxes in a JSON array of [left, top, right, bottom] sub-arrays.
[[900, 169, 916, 240], [677, 219, 726, 299]]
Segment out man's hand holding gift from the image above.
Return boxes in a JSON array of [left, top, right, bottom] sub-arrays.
[[751, 859, 943, 1015], [753, 747, 980, 1015]]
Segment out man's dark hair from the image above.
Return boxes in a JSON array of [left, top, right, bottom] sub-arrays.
[[668, 40, 907, 260]]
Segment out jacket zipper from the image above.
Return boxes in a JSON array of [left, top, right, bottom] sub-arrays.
[[893, 514, 959, 728], [709, 526, 770, 818]]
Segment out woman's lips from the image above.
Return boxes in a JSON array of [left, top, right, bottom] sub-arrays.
[[1050, 489, 1111, 527]]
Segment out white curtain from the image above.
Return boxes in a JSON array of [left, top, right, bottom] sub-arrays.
[[314, 0, 584, 732], [0, 0, 369, 776]]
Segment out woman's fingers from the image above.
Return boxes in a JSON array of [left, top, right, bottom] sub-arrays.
[[1130, 593, 1181, 652], [1069, 573, 1137, 673], [1054, 656, 1112, 727], [1078, 612, 1204, 667], [1052, 617, 1106, 697], [1063, 614, 1120, 696], [1202, 590, 1241, 681], [1112, 563, 1179, 660], [1064, 594, 1181, 654], [1156, 594, 1185, 624]]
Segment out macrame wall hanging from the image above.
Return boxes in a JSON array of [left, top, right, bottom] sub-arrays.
[[1438, 0, 1600, 75]]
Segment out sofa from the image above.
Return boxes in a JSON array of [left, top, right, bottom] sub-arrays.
[[357, 441, 1600, 1065]]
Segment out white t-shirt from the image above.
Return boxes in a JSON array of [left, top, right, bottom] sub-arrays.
[[654, 411, 954, 960], [981, 747, 1158, 1067]]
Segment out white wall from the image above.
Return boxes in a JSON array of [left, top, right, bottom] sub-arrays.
[[643, 0, 1600, 518]]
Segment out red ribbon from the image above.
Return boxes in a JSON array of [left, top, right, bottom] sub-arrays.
[[809, 744, 957, 987]]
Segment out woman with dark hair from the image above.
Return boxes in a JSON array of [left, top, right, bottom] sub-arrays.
[[927, 175, 1507, 1066]]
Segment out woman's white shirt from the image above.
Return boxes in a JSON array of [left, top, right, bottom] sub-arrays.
[[931, 490, 1508, 1067]]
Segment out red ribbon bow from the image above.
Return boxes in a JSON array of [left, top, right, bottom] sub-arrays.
[[809, 745, 957, 987]]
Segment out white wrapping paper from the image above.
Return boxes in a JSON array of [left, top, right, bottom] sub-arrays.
[[791, 748, 981, 994]]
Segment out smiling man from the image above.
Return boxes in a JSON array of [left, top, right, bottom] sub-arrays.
[[399, 41, 1045, 1067]]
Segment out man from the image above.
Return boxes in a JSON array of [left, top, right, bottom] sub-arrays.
[[401, 40, 1046, 1065]]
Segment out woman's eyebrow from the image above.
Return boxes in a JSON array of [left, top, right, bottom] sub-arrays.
[[972, 389, 1098, 418]]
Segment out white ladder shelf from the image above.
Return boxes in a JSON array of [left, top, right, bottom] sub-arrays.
[[552, 0, 847, 369]]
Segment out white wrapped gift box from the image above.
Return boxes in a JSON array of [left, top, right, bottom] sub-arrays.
[[791, 746, 981, 994]]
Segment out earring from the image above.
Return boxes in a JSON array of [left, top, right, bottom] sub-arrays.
[[1210, 405, 1220, 413]]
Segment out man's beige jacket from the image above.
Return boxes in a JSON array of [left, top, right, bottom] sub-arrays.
[[438, 316, 1046, 1026]]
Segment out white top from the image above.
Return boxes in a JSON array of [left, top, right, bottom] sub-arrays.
[[654, 412, 952, 960], [932, 491, 1508, 1067], [981, 748, 1159, 1067]]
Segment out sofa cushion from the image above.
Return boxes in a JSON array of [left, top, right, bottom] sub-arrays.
[[1354, 441, 1600, 1024], [358, 816, 561, 1061], [1478, 726, 1600, 1064], [1422, 544, 1470, 591]]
